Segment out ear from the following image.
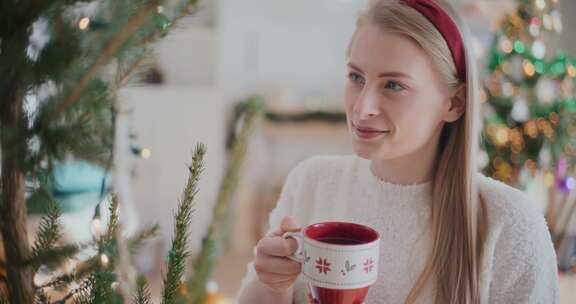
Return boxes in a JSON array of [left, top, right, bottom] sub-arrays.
[[443, 84, 466, 123]]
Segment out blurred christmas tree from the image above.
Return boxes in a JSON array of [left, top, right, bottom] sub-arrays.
[[481, 0, 576, 188], [481, 0, 576, 266]]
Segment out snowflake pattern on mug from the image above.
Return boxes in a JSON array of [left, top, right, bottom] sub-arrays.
[[363, 258, 374, 273], [315, 257, 331, 274]]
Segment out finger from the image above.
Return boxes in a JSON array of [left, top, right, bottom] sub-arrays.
[[257, 236, 298, 257], [265, 227, 283, 237], [280, 216, 300, 233], [254, 254, 301, 275], [257, 271, 299, 285]]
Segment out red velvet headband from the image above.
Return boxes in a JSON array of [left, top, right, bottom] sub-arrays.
[[401, 0, 467, 81]]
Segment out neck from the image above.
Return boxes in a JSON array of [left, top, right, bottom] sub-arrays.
[[370, 129, 441, 185]]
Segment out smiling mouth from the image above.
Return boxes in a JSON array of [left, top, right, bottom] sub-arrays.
[[352, 124, 390, 139]]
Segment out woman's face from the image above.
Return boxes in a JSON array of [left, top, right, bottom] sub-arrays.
[[344, 24, 462, 161]]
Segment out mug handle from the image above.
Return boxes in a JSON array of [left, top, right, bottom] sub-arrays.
[[282, 231, 305, 263]]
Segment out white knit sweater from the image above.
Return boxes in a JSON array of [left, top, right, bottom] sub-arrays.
[[237, 155, 560, 303]]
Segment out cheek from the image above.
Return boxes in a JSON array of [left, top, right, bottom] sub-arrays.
[[394, 99, 444, 139], [343, 86, 359, 112]]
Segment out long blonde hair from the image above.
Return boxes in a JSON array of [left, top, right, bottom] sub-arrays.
[[349, 1, 488, 303]]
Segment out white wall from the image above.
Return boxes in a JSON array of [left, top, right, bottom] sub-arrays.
[[217, 0, 368, 104], [119, 87, 227, 255]]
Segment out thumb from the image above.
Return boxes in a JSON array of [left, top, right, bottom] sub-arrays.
[[280, 215, 301, 233]]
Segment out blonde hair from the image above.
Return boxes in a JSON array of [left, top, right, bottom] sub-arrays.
[[349, 1, 487, 303]]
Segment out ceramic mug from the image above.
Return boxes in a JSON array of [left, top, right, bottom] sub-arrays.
[[283, 221, 380, 304]]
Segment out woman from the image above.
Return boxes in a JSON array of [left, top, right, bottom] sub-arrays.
[[237, 0, 559, 303]]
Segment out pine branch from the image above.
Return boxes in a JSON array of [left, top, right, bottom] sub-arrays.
[[103, 195, 120, 245], [31, 198, 62, 270], [134, 276, 153, 304], [188, 99, 263, 303], [36, 255, 99, 290], [34, 288, 50, 304], [50, 0, 162, 121], [28, 244, 80, 271], [161, 143, 206, 304], [60, 277, 92, 304], [128, 224, 159, 254]]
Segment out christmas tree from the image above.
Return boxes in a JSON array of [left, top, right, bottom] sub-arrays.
[[481, 0, 576, 188], [0, 0, 209, 303]]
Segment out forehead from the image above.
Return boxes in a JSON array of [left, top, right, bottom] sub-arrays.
[[348, 25, 434, 79]]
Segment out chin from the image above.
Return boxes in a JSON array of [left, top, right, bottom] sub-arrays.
[[352, 144, 378, 160], [352, 143, 398, 161]]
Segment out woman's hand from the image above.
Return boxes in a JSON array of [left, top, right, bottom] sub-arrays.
[[254, 216, 302, 293]]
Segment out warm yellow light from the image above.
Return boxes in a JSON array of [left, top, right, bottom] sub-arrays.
[[523, 60, 535, 76], [495, 127, 509, 146], [544, 172, 555, 187], [79, 17, 90, 30], [568, 65, 576, 78], [500, 39, 513, 54], [141, 148, 152, 159]]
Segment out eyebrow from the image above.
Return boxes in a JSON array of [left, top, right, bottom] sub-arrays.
[[347, 62, 414, 81]]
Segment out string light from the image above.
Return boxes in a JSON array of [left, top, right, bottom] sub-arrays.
[[513, 40, 525, 54], [79, 17, 90, 30], [544, 172, 555, 187], [91, 217, 103, 237], [523, 60, 535, 76], [524, 120, 539, 138], [567, 177, 576, 191], [543, 14, 553, 30], [567, 65, 576, 78], [531, 41, 546, 59], [141, 148, 152, 159], [100, 253, 110, 268], [495, 127, 510, 146], [499, 37, 513, 54]]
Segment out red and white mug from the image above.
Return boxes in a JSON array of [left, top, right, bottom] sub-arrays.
[[283, 221, 380, 304]]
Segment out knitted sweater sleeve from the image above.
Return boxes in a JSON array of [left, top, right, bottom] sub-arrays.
[[487, 183, 560, 304]]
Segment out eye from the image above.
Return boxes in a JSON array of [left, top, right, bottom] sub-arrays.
[[347, 72, 365, 86], [383, 80, 405, 92]]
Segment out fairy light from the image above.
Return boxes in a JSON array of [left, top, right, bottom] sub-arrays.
[[79, 17, 90, 30], [523, 60, 535, 77], [495, 127, 509, 146], [91, 217, 103, 237], [500, 38, 513, 54], [141, 148, 152, 159], [567, 177, 576, 190], [531, 41, 546, 59], [544, 172, 555, 187], [100, 253, 110, 268], [567, 65, 576, 78]]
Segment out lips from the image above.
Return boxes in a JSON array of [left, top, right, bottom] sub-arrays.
[[353, 123, 389, 133], [352, 123, 390, 140]]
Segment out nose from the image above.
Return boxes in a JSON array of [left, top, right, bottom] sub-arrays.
[[353, 89, 380, 120]]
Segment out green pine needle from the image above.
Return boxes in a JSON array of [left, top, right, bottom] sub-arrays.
[[32, 196, 63, 259], [134, 276, 153, 304], [161, 143, 206, 304], [34, 289, 51, 304], [128, 224, 160, 254], [188, 99, 262, 303], [102, 194, 120, 246]]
